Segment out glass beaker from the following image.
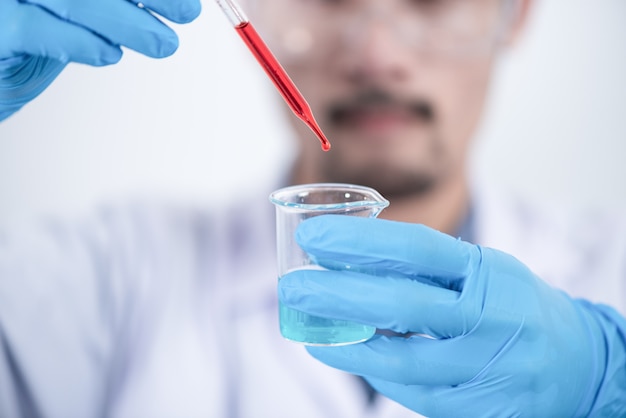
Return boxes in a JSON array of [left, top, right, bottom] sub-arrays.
[[269, 183, 389, 346]]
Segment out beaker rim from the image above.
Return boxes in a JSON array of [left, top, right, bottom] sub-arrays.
[[269, 183, 389, 211]]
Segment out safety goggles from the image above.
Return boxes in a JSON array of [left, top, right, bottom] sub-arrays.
[[260, 0, 521, 63]]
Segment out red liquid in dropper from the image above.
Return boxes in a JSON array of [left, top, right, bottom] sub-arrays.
[[235, 21, 331, 152]]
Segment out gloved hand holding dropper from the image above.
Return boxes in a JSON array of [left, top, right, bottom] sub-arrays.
[[0, 0, 201, 121]]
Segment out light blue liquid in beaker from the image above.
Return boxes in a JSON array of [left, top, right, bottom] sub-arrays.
[[278, 286, 376, 346]]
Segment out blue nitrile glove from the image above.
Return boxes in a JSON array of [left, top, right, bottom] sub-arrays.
[[0, 0, 201, 121], [279, 215, 626, 417]]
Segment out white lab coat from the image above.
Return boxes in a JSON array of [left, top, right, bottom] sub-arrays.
[[0, 181, 624, 418]]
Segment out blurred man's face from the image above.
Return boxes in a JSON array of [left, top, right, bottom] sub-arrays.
[[254, 0, 518, 199]]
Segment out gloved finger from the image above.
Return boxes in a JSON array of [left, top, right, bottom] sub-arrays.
[[365, 376, 460, 417], [23, 0, 179, 58], [279, 269, 470, 338], [306, 336, 479, 386], [1, 4, 121, 65], [296, 215, 476, 291], [132, 0, 201, 24], [306, 330, 520, 387]]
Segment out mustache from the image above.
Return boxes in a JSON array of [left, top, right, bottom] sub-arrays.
[[327, 88, 435, 125]]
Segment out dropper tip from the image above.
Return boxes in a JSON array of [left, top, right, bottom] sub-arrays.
[[321, 141, 331, 152]]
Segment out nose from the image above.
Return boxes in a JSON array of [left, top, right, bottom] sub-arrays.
[[339, 12, 413, 85]]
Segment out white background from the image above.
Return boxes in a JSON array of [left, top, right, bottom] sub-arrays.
[[0, 0, 625, 226]]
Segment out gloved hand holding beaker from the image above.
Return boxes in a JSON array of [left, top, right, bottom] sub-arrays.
[[0, 0, 201, 121], [279, 215, 626, 416]]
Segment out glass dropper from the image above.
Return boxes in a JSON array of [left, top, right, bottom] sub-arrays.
[[214, 0, 331, 151]]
